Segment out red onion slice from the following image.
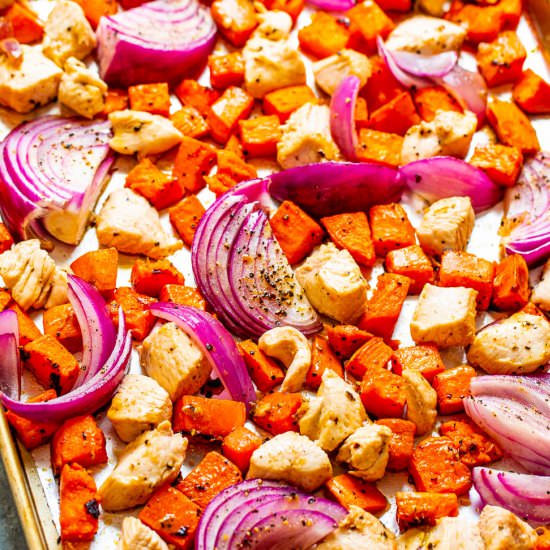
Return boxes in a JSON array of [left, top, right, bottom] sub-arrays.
[[0, 38, 22, 61], [0, 310, 20, 400], [391, 49, 458, 78], [330, 75, 361, 162]]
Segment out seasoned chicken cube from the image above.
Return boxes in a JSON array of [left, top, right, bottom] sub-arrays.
[[120, 517, 169, 550], [385, 16, 466, 54], [467, 309, 550, 374], [417, 197, 475, 257], [141, 322, 212, 401], [99, 421, 186, 511], [107, 374, 173, 442], [398, 517, 484, 549], [532, 259, 550, 311], [96, 188, 183, 259], [43, 0, 96, 67], [478, 506, 537, 550], [313, 49, 371, 96], [0, 46, 62, 113], [58, 57, 107, 119], [336, 424, 392, 481], [318, 506, 396, 550], [410, 284, 477, 348], [299, 370, 367, 451], [402, 369, 437, 435], [401, 110, 477, 164], [252, 8, 292, 40], [277, 104, 343, 169], [247, 431, 332, 491], [0, 240, 67, 310], [243, 35, 306, 98]]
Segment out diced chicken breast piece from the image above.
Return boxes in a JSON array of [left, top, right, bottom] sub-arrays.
[[299, 370, 367, 451], [141, 322, 212, 401], [58, 57, 107, 119], [108, 110, 183, 156], [402, 369, 437, 435], [385, 16, 466, 54], [318, 506, 396, 550], [467, 309, 550, 374], [99, 421, 186, 511], [96, 188, 183, 258], [0, 240, 67, 310], [295, 243, 367, 323], [417, 197, 475, 257], [258, 326, 311, 392], [313, 49, 371, 96], [0, 46, 62, 113], [43, 0, 96, 67], [410, 284, 477, 348], [532, 259, 550, 311], [337, 424, 392, 481], [478, 506, 537, 550], [107, 374, 173, 442], [252, 9, 292, 40], [401, 110, 477, 164], [247, 431, 332, 491], [277, 104, 343, 168], [243, 35, 306, 98], [120, 517, 169, 550]]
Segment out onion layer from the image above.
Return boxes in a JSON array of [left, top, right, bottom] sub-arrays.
[[0, 309, 20, 400], [330, 75, 361, 162]]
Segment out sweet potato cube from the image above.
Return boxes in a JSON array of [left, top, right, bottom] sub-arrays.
[[74, 0, 117, 29], [128, 82, 171, 117], [432, 365, 476, 415], [43, 303, 82, 353], [391, 345, 445, 383], [0, 289, 11, 312], [261, 0, 305, 21], [377, 0, 411, 12], [356, 128, 403, 168], [9, 304, 41, 345], [171, 106, 210, 139], [512, 69, 550, 114], [368, 91, 420, 136], [376, 418, 416, 471], [172, 137, 217, 194], [263, 85, 318, 123], [174, 80, 219, 116], [446, 1, 504, 44], [252, 392, 303, 435], [70, 247, 118, 295], [238, 115, 281, 158], [354, 97, 369, 129], [139, 485, 201, 550], [325, 473, 388, 513], [346, 337, 393, 379], [362, 55, 406, 113], [217, 149, 257, 182], [131, 258, 184, 298], [492, 254, 530, 311], [346, 1, 394, 55], [487, 99, 540, 154], [208, 87, 255, 144], [306, 335, 343, 390], [169, 196, 205, 248], [52, 415, 108, 475], [326, 324, 373, 360], [211, 0, 258, 47], [22, 335, 79, 395], [369, 203, 416, 257], [360, 365, 406, 418], [470, 144, 523, 187], [477, 31, 526, 87], [222, 426, 262, 472], [4, 2, 43, 44], [385, 245, 434, 294], [159, 285, 207, 310], [297, 12, 351, 58], [208, 52, 245, 89], [269, 200, 324, 264], [396, 492, 458, 530], [107, 287, 157, 341], [0, 223, 14, 254], [413, 86, 462, 122], [102, 88, 129, 115], [439, 250, 495, 310], [238, 340, 285, 392]]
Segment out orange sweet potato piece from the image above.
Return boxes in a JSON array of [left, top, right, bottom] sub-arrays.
[[391, 345, 445, 383], [169, 195, 206, 247], [261, 0, 305, 21], [43, 303, 82, 353], [536, 526, 550, 550], [446, 1, 504, 44], [173, 396, 247, 438], [222, 426, 263, 472], [369, 203, 416, 257], [4, 2, 43, 43], [321, 212, 376, 267], [225, 133, 245, 158], [385, 245, 435, 295], [346, 1, 394, 55], [208, 52, 245, 89], [74, 0, 117, 29], [326, 324, 373, 360], [497, 0, 522, 29], [174, 80, 219, 116], [492, 254, 530, 310], [347, 337, 393, 379], [171, 106, 210, 139], [409, 436, 472, 495], [297, 12, 351, 58], [238, 115, 281, 158], [362, 55, 406, 113], [356, 128, 403, 168], [59, 463, 100, 543], [368, 92, 420, 136], [360, 365, 407, 418], [125, 158, 184, 210], [269, 200, 324, 264], [70, 248, 118, 295], [217, 149, 257, 182], [252, 392, 302, 435], [131, 258, 184, 298], [377, 0, 411, 11], [128, 82, 171, 117], [263, 85, 317, 123], [432, 365, 477, 415], [176, 451, 242, 509], [22, 335, 79, 395], [5, 390, 60, 450], [487, 99, 540, 154], [306, 335, 343, 390], [470, 144, 523, 187], [102, 88, 129, 115], [439, 250, 495, 310], [9, 304, 41, 345], [396, 491, 458, 530], [325, 474, 388, 514], [211, 0, 257, 47], [354, 97, 369, 129], [0, 289, 10, 312], [376, 418, 416, 471], [0, 223, 14, 254], [358, 273, 411, 339], [477, 31, 526, 87], [172, 137, 217, 194], [159, 285, 207, 310], [238, 340, 285, 392], [139, 485, 201, 550], [52, 415, 107, 475], [207, 86, 255, 144], [413, 86, 462, 122], [513, 69, 550, 114], [107, 287, 157, 341]]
